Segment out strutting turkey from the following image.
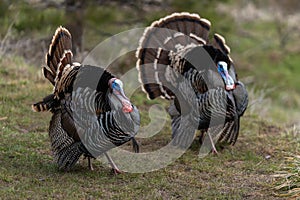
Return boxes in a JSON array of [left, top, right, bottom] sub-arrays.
[[136, 12, 248, 152], [32, 27, 140, 173]]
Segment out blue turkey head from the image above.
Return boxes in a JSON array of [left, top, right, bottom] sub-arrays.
[[109, 78, 133, 113], [217, 61, 235, 90]]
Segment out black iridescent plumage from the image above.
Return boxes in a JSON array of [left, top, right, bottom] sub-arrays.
[[32, 27, 140, 171], [136, 12, 248, 150]]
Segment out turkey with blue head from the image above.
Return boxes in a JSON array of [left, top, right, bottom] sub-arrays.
[[32, 27, 140, 173], [136, 12, 248, 152]]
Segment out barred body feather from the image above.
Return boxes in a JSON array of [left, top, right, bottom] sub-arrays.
[[32, 27, 140, 171], [136, 12, 248, 149]]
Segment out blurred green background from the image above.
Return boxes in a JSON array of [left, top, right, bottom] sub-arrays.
[[1, 0, 300, 123], [1, 0, 300, 199]]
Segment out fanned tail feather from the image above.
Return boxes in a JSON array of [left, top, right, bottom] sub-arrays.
[[32, 26, 74, 111], [54, 51, 79, 97], [49, 29, 77, 98], [136, 12, 211, 100], [31, 94, 56, 112], [212, 33, 230, 55], [44, 26, 72, 85]]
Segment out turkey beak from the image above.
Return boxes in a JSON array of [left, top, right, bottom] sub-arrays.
[[112, 88, 133, 113]]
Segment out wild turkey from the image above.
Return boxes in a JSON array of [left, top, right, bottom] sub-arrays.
[[32, 27, 140, 172], [136, 12, 248, 152]]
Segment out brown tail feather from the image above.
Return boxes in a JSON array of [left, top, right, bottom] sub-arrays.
[[33, 27, 75, 112], [54, 50, 80, 98], [32, 102, 48, 112], [56, 50, 74, 82], [44, 26, 72, 85], [32, 94, 56, 112], [212, 33, 231, 55], [43, 66, 55, 85], [137, 12, 211, 60], [136, 12, 211, 100]]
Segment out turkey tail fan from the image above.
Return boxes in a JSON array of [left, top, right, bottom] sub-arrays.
[[33, 38, 75, 110], [44, 26, 72, 85], [138, 12, 211, 52], [31, 94, 56, 112], [211, 33, 231, 55], [53, 51, 78, 98], [136, 12, 211, 100]]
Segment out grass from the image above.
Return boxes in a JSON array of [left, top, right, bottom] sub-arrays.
[[1, 1, 300, 199], [273, 126, 300, 199], [274, 154, 300, 199], [0, 55, 299, 199]]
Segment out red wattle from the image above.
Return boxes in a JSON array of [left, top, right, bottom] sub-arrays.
[[122, 102, 133, 113]]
